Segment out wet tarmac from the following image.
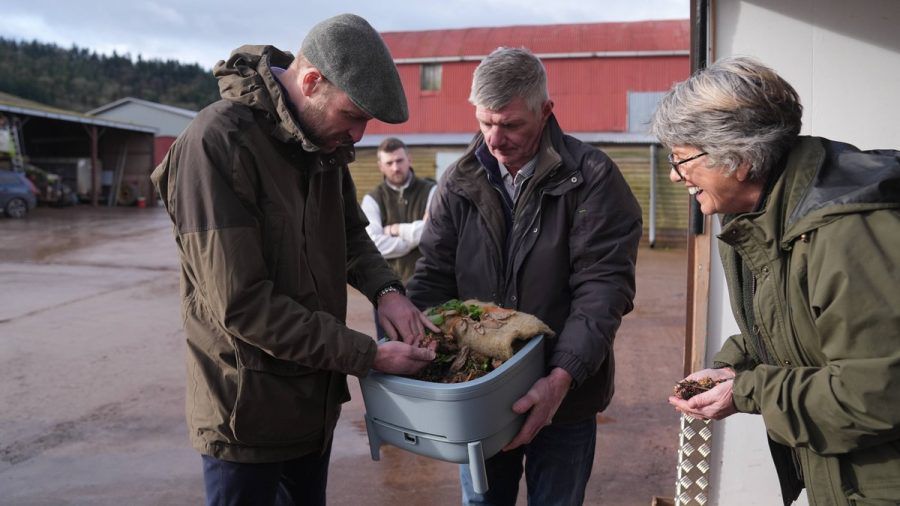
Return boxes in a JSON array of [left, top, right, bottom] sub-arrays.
[[0, 206, 685, 505]]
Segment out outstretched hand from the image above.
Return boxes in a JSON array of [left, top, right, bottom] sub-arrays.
[[668, 367, 738, 421], [503, 367, 572, 451], [377, 292, 440, 345]]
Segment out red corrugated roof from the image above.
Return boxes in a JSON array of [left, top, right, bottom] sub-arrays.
[[382, 19, 689, 59], [365, 19, 691, 137]]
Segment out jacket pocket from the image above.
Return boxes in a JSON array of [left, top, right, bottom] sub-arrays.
[[229, 338, 329, 446], [842, 441, 900, 503]]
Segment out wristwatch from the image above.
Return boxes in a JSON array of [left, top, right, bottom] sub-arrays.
[[375, 283, 405, 306]]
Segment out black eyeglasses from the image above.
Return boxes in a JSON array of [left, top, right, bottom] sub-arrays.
[[668, 152, 708, 181]]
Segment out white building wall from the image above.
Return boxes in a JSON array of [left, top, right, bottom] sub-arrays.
[[714, 0, 900, 148], [705, 1, 900, 504]]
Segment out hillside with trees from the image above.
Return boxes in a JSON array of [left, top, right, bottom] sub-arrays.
[[0, 37, 219, 112]]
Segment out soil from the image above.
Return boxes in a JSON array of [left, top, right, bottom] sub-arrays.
[[674, 378, 724, 400]]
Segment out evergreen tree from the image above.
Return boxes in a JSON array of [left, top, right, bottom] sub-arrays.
[[0, 37, 219, 112]]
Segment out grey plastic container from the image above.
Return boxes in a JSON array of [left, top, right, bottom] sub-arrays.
[[359, 335, 544, 494]]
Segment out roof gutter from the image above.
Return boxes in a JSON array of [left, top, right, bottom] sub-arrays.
[[357, 131, 659, 148], [0, 103, 157, 133], [394, 49, 688, 64]]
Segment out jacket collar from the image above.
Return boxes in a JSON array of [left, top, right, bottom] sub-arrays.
[[381, 169, 423, 192]]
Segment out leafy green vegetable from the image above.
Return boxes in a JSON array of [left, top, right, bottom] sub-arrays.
[[429, 299, 484, 321]]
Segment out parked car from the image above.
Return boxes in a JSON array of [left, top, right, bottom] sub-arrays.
[[0, 170, 38, 218]]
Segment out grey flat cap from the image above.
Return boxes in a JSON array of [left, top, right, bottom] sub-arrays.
[[301, 13, 408, 124]]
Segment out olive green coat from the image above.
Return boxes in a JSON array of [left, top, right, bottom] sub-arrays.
[[714, 137, 900, 505], [152, 45, 397, 463]]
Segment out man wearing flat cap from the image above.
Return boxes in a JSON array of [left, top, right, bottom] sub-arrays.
[[152, 13, 437, 505]]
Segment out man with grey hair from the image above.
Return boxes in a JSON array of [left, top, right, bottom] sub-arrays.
[[152, 13, 437, 506], [407, 47, 642, 505]]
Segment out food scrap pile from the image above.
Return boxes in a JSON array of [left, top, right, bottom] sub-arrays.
[[412, 300, 514, 383], [673, 377, 725, 400]]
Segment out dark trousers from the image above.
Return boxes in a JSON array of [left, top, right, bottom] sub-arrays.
[[373, 308, 388, 340], [460, 418, 598, 506], [201, 443, 331, 506]]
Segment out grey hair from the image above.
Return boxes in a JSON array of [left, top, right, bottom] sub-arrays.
[[469, 47, 549, 113], [650, 56, 802, 179]]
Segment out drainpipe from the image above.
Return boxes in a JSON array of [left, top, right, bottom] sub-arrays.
[[90, 126, 99, 207], [649, 144, 657, 248]]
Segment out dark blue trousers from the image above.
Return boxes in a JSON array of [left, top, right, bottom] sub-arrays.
[[373, 307, 388, 340], [201, 443, 331, 506], [460, 418, 598, 506]]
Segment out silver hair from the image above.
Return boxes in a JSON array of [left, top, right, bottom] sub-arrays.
[[650, 56, 803, 179], [469, 47, 549, 113]]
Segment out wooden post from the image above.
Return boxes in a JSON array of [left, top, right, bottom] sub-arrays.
[[147, 134, 157, 206], [89, 125, 99, 207], [683, 0, 714, 377], [684, 220, 712, 376]]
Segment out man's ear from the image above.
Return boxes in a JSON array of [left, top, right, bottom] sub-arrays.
[[541, 99, 554, 121], [299, 68, 323, 98]]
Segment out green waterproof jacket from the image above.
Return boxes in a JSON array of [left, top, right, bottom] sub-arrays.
[[714, 137, 900, 505], [151, 45, 398, 462]]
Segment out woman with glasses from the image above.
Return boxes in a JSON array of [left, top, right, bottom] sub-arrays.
[[652, 56, 900, 505]]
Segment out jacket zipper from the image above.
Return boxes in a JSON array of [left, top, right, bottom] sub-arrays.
[[506, 171, 567, 304], [751, 274, 774, 365], [491, 182, 510, 304], [505, 194, 545, 300], [755, 272, 805, 489]]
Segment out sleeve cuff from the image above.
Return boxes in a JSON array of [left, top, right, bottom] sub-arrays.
[[372, 282, 405, 306], [731, 371, 760, 414], [549, 350, 590, 388], [348, 333, 378, 377]]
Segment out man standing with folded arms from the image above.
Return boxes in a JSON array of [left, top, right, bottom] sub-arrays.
[[362, 137, 436, 338]]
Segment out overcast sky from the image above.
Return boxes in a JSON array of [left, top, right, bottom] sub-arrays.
[[2, 0, 689, 69]]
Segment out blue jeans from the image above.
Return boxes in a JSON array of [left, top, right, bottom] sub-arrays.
[[460, 418, 597, 506], [201, 443, 331, 506]]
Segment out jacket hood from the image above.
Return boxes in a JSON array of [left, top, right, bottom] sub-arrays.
[[782, 137, 900, 241], [214, 45, 325, 151]]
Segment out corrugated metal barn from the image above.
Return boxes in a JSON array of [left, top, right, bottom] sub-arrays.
[[351, 19, 692, 246], [88, 97, 196, 166], [0, 91, 156, 207]]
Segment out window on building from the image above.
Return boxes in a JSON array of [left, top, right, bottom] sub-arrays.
[[627, 91, 667, 133], [420, 63, 442, 92], [435, 151, 464, 181]]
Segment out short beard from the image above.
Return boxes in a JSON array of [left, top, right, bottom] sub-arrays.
[[296, 94, 331, 149]]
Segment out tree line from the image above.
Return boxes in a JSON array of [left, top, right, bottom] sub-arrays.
[[0, 37, 220, 113]]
